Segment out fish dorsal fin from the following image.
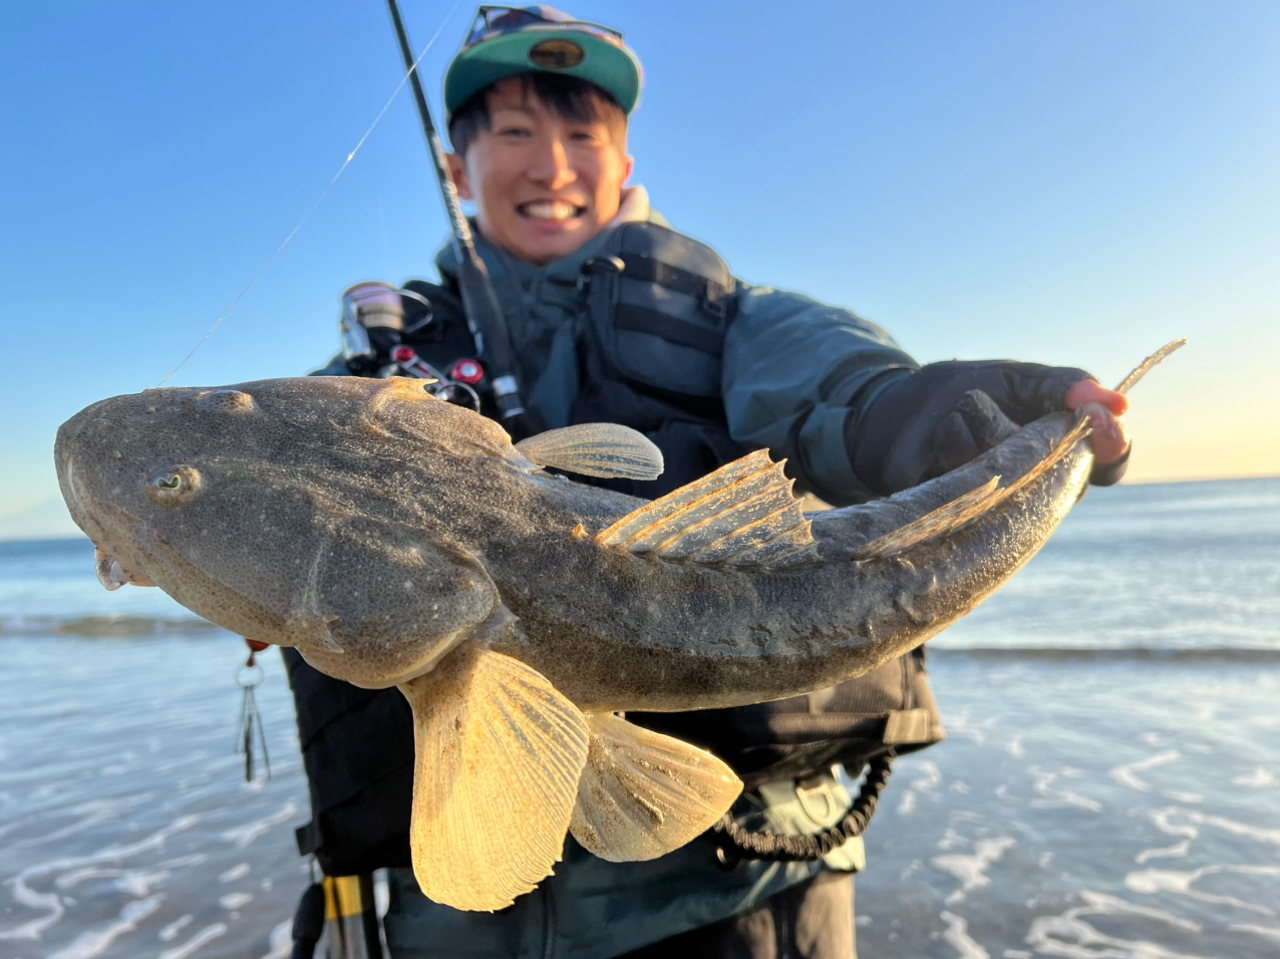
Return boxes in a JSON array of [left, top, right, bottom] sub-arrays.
[[570, 713, 742, 863], [515, 424, 664, 480], [398, 644, 589, 912], [854, 415, 1092, 561], [594, 449, 818, 567], [852, 477, 1003, 561]]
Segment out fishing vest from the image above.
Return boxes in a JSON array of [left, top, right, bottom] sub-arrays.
[[288, 221, 944, 877]]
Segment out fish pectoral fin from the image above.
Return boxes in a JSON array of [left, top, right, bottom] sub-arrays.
[[398, 646, 590, 912], [570, 713, 743, 863], [514, 423, 664, 480], [594, 449, 818, 568]]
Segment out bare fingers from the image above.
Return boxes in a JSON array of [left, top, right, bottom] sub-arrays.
[[1065, 379, 1129, 417], [1076, 401, 1131, 469]]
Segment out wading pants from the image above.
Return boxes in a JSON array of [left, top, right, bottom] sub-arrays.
[[382, 840, 843, 959], [618, 871, 855, 959]]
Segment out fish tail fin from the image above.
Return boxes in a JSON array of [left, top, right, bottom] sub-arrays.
[[1114, 338, 1187, 395], [570, 713, 743, 862], [854, 416, 1092, 561], [399, 646, 589, 912]]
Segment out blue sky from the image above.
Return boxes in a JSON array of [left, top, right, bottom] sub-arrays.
[[3, 0, 1278, 537]]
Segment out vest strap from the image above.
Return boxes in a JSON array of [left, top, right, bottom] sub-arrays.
[[615, 304, 725, 355], [883, 708, 935, 745], [620, 253, 732, 304]]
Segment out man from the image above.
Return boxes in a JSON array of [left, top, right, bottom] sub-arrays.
[[296, 7, 1130, 957]]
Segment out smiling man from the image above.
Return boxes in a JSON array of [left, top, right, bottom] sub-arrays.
[[294, 6, 1130, 958], [445, 75, 633, 265]]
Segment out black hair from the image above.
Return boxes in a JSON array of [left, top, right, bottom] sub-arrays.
[[447, 72, 628, 157]]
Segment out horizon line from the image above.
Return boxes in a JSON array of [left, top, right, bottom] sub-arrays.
[[3, 472, 1278, 544]]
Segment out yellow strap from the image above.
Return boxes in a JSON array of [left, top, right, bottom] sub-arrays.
[[323, 876, 340, 921], [333, 875, 366, 918]]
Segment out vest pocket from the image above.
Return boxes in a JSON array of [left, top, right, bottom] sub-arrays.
[[581, 223, 735, 401]]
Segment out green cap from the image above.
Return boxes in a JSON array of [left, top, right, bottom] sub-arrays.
[[445, 6, 643, 119]]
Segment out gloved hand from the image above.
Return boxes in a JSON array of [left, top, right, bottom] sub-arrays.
[[849, 360, 1129, 494]]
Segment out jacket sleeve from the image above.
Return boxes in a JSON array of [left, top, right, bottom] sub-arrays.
[[722, 283, 918, 506]]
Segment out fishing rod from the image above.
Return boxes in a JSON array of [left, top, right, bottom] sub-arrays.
[[385, 0, 536, 440]]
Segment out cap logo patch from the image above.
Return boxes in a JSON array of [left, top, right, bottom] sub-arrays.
[[529, 38, 585, 70]]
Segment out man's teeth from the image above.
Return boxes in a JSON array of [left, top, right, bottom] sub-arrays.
[[521, 201, 580, 221]]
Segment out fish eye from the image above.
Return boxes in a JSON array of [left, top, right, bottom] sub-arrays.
[[146, 465, 202, 505]]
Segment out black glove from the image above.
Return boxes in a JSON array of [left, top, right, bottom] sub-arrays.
[[849, 360, 1098, 495]]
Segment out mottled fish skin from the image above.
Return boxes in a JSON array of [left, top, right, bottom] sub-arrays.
[[55, 376, 1092, 706]]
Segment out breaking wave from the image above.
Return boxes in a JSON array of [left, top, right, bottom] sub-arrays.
[[0, 614, 226, 638]]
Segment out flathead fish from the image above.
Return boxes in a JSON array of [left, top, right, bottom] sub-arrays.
[[55, 372, 1108, 910]]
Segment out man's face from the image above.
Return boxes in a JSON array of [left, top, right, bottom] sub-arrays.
[[448, 78, 634, 266]]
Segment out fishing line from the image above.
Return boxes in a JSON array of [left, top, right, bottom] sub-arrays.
[[157, 0, 462, 387]]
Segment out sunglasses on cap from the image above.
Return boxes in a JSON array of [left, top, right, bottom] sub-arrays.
[[464, 5, 626, 50]]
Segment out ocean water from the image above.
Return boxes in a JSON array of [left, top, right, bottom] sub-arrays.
[[1, 477, 1277, 958]]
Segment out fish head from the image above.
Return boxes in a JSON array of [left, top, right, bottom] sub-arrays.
[[55, 377, 516, 687]]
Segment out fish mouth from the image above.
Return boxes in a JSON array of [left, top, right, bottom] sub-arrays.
[[62, 457, 158, 591], [94, 545, 157, 591], [73, 490, 280, 641]]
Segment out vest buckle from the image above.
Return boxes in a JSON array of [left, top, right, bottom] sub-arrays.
[[699, 294, 728, 322]]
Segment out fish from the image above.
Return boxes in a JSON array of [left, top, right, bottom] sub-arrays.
[[55, 373, 1101, 911]]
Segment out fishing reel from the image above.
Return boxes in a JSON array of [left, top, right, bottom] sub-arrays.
[[339, 280, 484, 412]]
